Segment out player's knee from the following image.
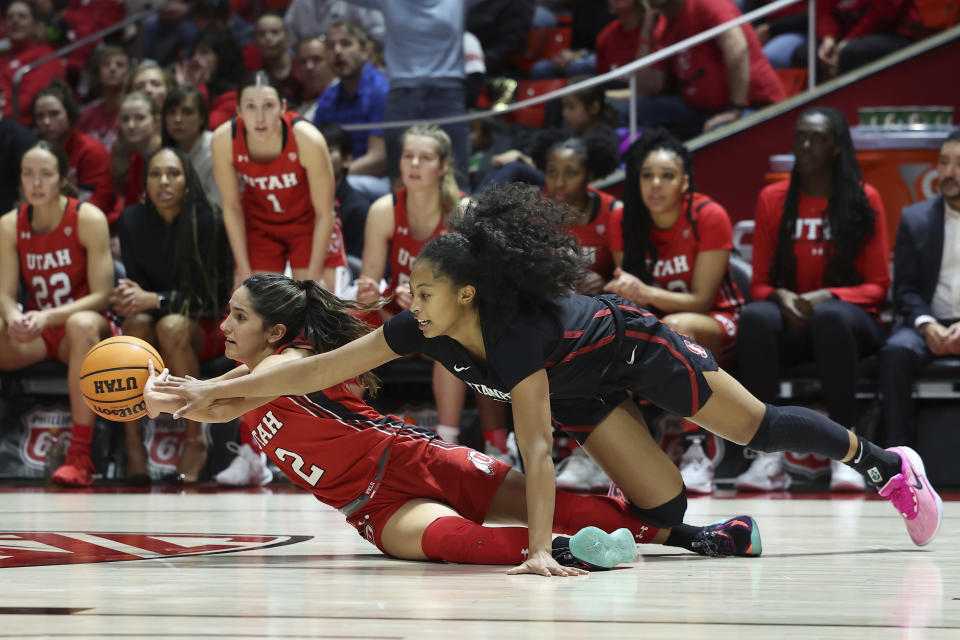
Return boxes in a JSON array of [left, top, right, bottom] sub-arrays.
[[122, 313, 156, 340], [155, 313, 190, 350], [628, 487, 687, 528], [64, 312, 102, 345]]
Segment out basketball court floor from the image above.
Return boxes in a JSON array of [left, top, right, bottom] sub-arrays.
[[1, 485, 956, 639]]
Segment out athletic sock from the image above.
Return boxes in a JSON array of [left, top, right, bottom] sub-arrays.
[[846, 436, 902, 487], [482, 428, 508, 453], [421, 516, 532, 564], [553, 490, 659, 543], [664, 523, 702, 552], [435, 424, 459, 444], [68, 423, 94, 456]]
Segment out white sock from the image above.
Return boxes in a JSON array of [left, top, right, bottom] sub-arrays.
[[435, 424, 459, 444]]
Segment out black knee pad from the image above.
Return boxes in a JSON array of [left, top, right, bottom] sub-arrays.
[[627, 486, 688, 528]]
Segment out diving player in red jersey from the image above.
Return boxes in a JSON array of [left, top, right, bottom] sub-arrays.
[[144, 273, 761, 574], [212, 71, 342, 290], [0, 141, 115, 487], [160, 184, 942, 576]]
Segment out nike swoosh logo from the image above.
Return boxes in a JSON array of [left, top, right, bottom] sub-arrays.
[[626, 345, 637, 365], [453, 365, 470, 372], [913, 471, 923, 491]]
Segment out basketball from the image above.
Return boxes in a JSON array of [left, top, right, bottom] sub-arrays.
[[79, 336, 164, 422]]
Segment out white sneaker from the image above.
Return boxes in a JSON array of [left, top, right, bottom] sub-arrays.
[[484, 442, 515, 467], [216, 443, 272, 487], [680, 437, 715, 494], [556, 448, 610, 491], [829, 458, 866, 492], [734, 451, 791, 492]]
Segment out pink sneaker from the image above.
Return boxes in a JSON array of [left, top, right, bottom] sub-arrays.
[[877, 447, 943, 546]]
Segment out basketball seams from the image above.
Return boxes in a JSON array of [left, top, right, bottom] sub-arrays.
[[79, 365, 151, 381]]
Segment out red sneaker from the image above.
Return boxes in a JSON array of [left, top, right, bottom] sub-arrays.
[[51, 452, 95, 487]]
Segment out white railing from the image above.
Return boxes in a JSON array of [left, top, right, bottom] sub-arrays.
[[342, 0, 814, 141]]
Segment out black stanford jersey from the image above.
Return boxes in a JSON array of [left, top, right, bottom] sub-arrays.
[[383, 294, 719, 433]]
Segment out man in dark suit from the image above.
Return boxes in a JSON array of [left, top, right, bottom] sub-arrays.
[[878, 130, 960, 446]]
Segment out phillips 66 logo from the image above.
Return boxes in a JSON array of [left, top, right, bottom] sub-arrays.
[[21, 406, 72, 470]]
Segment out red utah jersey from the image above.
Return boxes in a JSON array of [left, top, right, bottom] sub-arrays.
[[232, 111, 315, 229], [242, 340, 434, 509], [386, 188, 448, 302], [16, 199, 90, 311], [611, 192, 743, 315], [565, 187, 622, 281]]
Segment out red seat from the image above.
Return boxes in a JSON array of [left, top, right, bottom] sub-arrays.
[[503, 79, 567, 129], [775, 68, 808, 98], [509, 27, 573, 72], [915, 0, 960, 29]]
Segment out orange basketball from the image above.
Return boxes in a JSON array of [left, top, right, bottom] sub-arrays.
[[79, 336, 165, 422]]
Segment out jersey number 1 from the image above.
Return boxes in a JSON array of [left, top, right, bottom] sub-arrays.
[[274, 447, 324, 486], [266, 193, 284, 213]]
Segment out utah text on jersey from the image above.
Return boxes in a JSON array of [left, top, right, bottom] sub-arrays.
[[0, 532, 311, 568], [238, 171, 300, 192], [24, 248, 74, 271]]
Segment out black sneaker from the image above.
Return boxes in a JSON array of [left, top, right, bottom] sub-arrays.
[[552, 527, 639, 570], [690, 515, 762, 558]]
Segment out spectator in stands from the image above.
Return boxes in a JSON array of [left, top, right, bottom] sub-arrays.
[[162, 85, 220, 208], [242, 12, 295, 98], [142, 0, 254, 69], [313, 22, 390, 200], [736, 107, 889, 492], [112, 148, 233, 484], [58, 0, 126, 83], [0, 141, 114, 487], [878, 131, 960, 447], [178, 29, 244, 130], [606, 129, 745, 494], [634, 0, 785, 139], [112, 91, 162, 209], [0, 87, 37, 213], [466, 0, 534, 77], [0, 1, 67, 126], [357, 124, 509, 457], [596, 0, 657, 76], [482, 83, 620, 188], [349, 0, 473, 187], [76, 46, 129, 151], [289, 38, 335, 118], [33, 81, 118, 226], [529, 1, 615, 79], [791, 0, 924, 78], [283, 0, 385, 50], [124, 62, 176, 119], [315, 121, 372, 261]]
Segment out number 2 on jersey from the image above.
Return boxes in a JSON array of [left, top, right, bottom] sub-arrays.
[[274, 447, 325, 486]]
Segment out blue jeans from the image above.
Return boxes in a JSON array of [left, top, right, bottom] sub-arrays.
[[384, 85, 470, 191], [764, 33, 807, 69], [346, 174, 392, 201], [529, 53, 596, 80]]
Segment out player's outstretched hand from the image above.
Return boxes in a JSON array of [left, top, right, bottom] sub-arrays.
[[505, 550, 588, 578], [143, 359, 170, 419], [153, 375, 218, 419]]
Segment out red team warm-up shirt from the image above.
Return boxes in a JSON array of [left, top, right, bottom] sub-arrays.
[[564, 187, 622, 281], [610, 192, 743, 315], [16, 199, 89, 311], [750, 180, 890, 316]]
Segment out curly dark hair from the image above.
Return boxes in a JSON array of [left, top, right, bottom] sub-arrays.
[[418, 183, 585, 320], [530, 129, 620, 179], [620, 128, 697, 281], [771, 107, 876, 290]]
